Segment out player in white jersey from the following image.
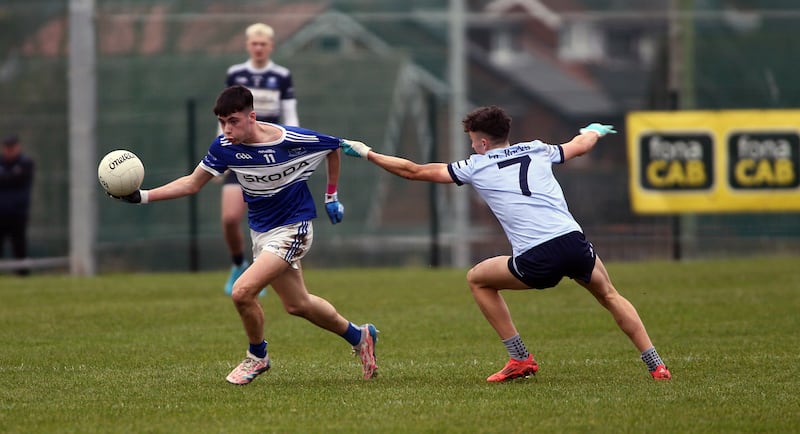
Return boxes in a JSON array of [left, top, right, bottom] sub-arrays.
[[111, 85, 378, 384], [221, 23, 301, 295], [341, 105, 670, 382]]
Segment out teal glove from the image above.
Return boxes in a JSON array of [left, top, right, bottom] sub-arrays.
[[579, 123, 617, 137], [340, 139, 371, 158]]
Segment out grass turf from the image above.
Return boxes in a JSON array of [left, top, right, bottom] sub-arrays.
[[1, 257, 798, 433]]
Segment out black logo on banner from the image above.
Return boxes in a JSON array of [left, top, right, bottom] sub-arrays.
[[728, 133, 800, 189], [639, 134, 713, 190]]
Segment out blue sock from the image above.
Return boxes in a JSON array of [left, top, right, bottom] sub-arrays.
[[249, 340, 267, 359], [341, 322, 362, 346]]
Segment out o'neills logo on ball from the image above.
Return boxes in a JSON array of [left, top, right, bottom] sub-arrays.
[[108, 152, 135, 170]]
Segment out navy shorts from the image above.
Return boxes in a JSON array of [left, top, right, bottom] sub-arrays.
[[508, 231, 596, 289], [224, 170, 239, 185]]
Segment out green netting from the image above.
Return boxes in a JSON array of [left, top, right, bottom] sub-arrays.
[[2, 1, 799, 272]]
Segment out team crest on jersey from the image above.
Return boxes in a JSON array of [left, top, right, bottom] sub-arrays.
[[267, 77, 278, 88], [287, 147, 306, 157]]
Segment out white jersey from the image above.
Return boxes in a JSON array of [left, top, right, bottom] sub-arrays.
[[447, 140, 582, 256]]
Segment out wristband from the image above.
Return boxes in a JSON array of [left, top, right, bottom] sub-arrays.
[[140, 190, 150, 204]]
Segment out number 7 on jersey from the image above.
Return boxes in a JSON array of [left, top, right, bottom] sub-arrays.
[[497, 156, 532, 196]]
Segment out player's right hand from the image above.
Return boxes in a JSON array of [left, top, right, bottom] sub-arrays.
[[340, 139, 371, 158], [107, 190, 143, 204]]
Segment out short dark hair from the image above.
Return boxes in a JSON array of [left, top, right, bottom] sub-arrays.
[[214, 85, 254, 117], [462, 106, 511, 143]]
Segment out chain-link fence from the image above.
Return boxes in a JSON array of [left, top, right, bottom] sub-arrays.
[[2, 0, 798, 273]]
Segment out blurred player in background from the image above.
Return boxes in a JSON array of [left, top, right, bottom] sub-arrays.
[[0, 134, 34, 276], [342, 105, 670, 382], [111, 85, 377, 385], [221, 23, 300, 295]]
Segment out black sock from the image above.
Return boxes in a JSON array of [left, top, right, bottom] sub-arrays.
[[232, 254, 244, 267]]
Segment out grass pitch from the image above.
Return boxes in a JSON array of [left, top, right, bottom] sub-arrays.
[[1, 257, 798, 433]]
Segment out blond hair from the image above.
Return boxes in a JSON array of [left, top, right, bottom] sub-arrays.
[[245, 23, 274, 40]]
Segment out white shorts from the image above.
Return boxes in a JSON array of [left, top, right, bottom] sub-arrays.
[[251, 221, 313, 270]]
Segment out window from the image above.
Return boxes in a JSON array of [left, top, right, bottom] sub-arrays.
[[558, 21, 603, 62]]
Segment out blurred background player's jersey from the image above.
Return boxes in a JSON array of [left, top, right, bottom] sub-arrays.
[[225, 60, 295, 123]]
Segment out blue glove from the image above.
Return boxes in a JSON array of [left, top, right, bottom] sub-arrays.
[[579, 123, 617, 137], [324, 193, 344, 224]]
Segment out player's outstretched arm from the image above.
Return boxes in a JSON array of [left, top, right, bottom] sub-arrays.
[[340, 139, 452, 184], [148, 166, 214, 202], [112, 166, 214, 204], [561, 123, 616, 161]]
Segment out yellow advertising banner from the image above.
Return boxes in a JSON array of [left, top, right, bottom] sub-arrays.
[[627, 110, 800, 213]]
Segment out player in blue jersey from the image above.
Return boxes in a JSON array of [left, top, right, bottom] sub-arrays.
[[221, 23, 300, 295], [342, 105, 670, 382], [111, 85, 378, 384]]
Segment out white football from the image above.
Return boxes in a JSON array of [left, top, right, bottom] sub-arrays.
[[98, 149, 145, 196]]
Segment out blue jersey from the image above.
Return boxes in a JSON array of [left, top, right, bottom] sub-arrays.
[[447, 140, 582, 256], [200, 124, 339, 232], [226, 60, 295, 123]]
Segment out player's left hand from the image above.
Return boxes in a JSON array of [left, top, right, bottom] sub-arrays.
[[579, 123, 617, 137], [324, 193, 344, 224]]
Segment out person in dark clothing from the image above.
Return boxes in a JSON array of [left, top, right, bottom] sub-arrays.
[[0, 134, 34, 276]]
